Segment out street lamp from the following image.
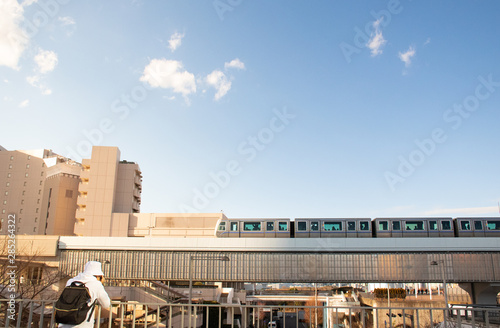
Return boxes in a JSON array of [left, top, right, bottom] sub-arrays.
[[431, 260, 448, 322], [188, 255, 230, 328]]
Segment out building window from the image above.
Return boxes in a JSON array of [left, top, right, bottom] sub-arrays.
[[6, 182, 9, 187], [41, 171, 43, 176], [24, 181, 27, 186], [22, 191, 25, 196], [40, 181, 43, 185], [19, 209, 22, 214], [10, 156, 13, 160], [37, 199, 40, 204], [21, 200, 24, 205], [65, 190, 73, 198], [9, 164, 12, 169], [2, 210, 5, 214], [7, 173, 11, 178], [25, 173, 29, 177], [36, 208, 39, 213], [4, 191, 8, 196], [3, 200, 6, 205], [26, 164, 30, 169]]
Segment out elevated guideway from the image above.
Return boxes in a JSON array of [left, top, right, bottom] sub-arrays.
[[58, 236, 500, 304], [58, 236, 500, 252]]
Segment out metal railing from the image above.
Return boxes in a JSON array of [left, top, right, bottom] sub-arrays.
[[2, 299, 499, 328]]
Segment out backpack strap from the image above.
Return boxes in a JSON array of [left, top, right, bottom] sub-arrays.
[[86, 299, 98, 322]]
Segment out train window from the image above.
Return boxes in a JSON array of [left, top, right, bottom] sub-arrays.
[[297, 222, 307, 231], [324, 221, 342, 231], [460, 221, 471, 231], [267, 222, 274, 231], [311, 222, 319, 231], [405, 221, 424, 231], [392, 221, 401, 231], [347, 221, 356, 231], [360, 221, 370, 231], [379, 221, 389, 231], [230, 222, 238, 231], [244, 222, 261, 231], [486, 221, 500, 230], [474, 221, 483, 230], [218, 222, 226, 231], [441, 221, 451, 230], [429, 221, 437, 230], [278, 222, 288, 231]]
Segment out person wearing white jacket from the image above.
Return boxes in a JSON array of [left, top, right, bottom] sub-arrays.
[[58, 261, 111, 328]]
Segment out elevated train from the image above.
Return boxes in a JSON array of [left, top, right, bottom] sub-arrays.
[[215, 217, 500, 238]]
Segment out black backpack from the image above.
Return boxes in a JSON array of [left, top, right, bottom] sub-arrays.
[[54, 281, 97, 325]]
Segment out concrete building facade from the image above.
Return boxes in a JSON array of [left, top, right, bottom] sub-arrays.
[[0, 146, 80, 236], [74, 146, 142, 236]]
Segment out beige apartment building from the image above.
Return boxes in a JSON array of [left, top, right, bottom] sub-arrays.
[[0, 146, 81, 236], [74, 146, 143, 236]]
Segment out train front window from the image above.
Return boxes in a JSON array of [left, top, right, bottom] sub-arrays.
[[360, 221, 370, 231], [267, 222, 274, 231], [441, 221, 451, 230], [486, 221, 500, 230], [278, 222, 288, 231], [379, 221, 388, 231], [311, 222, 319, 231], [474, 221, 483, 230], [297, 222, 307, 231], [218, 222, 226, 231], [392, 221, 401, 231], [244, 222, 261, 231], [405, 221, 424, 231], [429, 221, 437, 231], [230, 222, 238, 231], [460, 221, 471, 231], [348, 221, 356, 231]]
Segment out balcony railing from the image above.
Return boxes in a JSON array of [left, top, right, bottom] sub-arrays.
[[2, 299, 500, 328]]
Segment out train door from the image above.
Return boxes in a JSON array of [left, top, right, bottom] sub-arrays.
[[375, 219, 391, 238], [428, 220, 439, 237], [295, 220, 309, 238], [358, 220, 372, 238], [440, 219, 454, 237], [265, 221, 276, 238], [310, 220, 320, 237], [456, 219, 473, 237], [228, 221, 240, 237], [347, 220, 357, 237], [473, 219, 485, 237], [277, 220, 289, 238], [391, 220, 403, 238]]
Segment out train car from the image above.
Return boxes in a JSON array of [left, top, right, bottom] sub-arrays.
[[294, 218, 372, 238], [455, 217, 500, 237], [215, 218, 291, 238], [373, 218, 454, 238]]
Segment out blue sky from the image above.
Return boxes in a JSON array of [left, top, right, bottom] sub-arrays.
[[1, 0, 500, 219]]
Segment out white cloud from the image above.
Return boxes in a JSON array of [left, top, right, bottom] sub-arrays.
[[140, 59, 196, 97], [206, 70, 232, 101], [366, 18, 386, 57], [0, 0, 29, 70], [21, 0, 37, 7], [19, 99, 29, 107], [58, 16, 75, 26], [398, 46, 416, 67], [168, 32, 185, 52], [224, 58, 245, 70], [34, 49, 58, 73], [424, 38, 431, 46], [27, 74, 52, 95]]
